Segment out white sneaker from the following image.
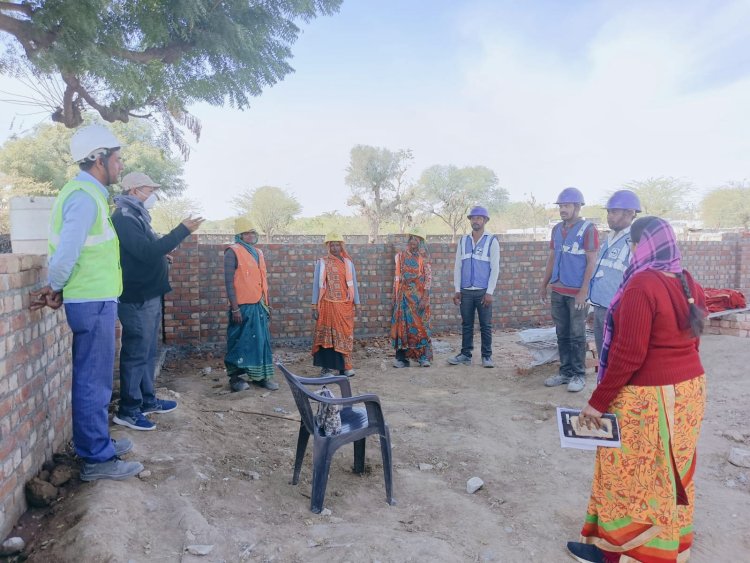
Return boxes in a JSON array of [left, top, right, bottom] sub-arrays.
[[567, 376, 586, 393]]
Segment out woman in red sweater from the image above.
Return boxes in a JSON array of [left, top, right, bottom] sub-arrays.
[[567, 217, 707, 563]]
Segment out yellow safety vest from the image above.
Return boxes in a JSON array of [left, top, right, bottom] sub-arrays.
[[48, 180, 122, 299]]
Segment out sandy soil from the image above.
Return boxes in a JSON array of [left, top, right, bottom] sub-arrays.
[[10, 332, 750, 562]]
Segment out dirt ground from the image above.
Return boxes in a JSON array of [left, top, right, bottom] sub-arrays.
[[9, 332, 750, 562]]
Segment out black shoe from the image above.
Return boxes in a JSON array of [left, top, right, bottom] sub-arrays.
[[230, 377, 250, 392], [566, 542, 604, 563], [254, 379, 279, 391]]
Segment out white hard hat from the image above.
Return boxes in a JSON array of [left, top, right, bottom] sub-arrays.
[[70, 124, 122, 163]]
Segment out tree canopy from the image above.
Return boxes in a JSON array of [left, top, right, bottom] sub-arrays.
[[232, 185, 301, 243], [150, 196, 202, 234], [0, 0, 341, 153], [620, 176, 693, 218], [345, 145, 413, 242], [0, 118, 187, 196], [700, 182, 750, 229], [420, 164, 505, 241]]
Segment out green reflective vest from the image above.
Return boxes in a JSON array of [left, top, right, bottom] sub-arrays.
[[48, 180, 122, 299]]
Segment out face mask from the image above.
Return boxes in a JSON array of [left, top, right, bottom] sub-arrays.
[[138, 189, 158, 209]]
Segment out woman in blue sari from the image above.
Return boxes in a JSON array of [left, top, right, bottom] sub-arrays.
[[223, 218, 278, 392]]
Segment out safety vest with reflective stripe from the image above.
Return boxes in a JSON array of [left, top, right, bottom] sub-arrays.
[[459, 233, 496, 289], [48, 180, 122, 299], [588, 228, 632, 308], [550, 219, 592, 289]]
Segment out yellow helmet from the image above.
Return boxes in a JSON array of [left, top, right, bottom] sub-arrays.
[[324, 232, 344, 244], [234, 216, 257, 235], [407, 227, 425, 240]]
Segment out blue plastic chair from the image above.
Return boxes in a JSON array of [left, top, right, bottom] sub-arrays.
[[276, 362, 395, 513]]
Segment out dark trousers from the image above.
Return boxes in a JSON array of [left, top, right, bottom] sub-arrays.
[[117, 297, 162, 417], [593, 305, 608, 359], [65, 302, 117, 463], [459, 289, 493, 359], [550, 291, 586, 379]]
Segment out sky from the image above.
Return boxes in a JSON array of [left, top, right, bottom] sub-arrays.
[[1, 0, 750, 220]]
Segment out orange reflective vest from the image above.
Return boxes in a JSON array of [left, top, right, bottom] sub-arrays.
[[230, 244, 268, 305]]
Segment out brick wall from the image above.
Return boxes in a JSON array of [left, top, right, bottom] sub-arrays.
[[0, 255, 72, 539], [163, 236, 750, 345]]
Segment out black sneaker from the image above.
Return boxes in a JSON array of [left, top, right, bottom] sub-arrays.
[[566, 541, 605, 563]]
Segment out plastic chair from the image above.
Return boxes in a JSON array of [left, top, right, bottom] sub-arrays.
[[276, 362, 396, 513]]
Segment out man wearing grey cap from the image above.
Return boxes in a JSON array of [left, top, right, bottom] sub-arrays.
[[448, 205, 500, 368], [111, 172, 204, 431]]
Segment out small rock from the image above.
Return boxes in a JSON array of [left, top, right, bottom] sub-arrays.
[[466, 477, 484, 494], [418, 463, 434, 471], [737, 473, 748, 485], [0, 537, 25, 556], [725, 479, 737, 488], [273, 407, 290, 414], [148, 454, 174, 463], [728, 447, 750, 468], [215, 412, 224, 420], [201, 366, 212, 375], [49, 464, 75, 487], [185, 544, 214, 556], [511, 415, 524, 421], [248, 471, 260, 480], [260, 392, 271, 398], [138, 470, 152, 479], [320, 508, 332, 516], [25, 477, 58, 507], [329, 516, 343, 523], [38, 470, 50, 482]]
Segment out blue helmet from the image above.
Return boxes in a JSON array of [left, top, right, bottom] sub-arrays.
[[555, 187, 585, 205], [606, 190, 641, 212], [467, 206, 490, 220]]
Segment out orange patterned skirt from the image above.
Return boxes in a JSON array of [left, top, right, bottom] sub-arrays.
[[312, 298, 355, 369], [580, 375, 706, 563]]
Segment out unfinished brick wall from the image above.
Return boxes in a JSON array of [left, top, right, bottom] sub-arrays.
[[163, 236, 750, 345], [0, 255, 72, 539]]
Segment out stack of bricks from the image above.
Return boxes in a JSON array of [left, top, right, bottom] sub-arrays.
[[0, 254, 72, 539], [163, 236, 750, 346], [707, 312, 750, 337]]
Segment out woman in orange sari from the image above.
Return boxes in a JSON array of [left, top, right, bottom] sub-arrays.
[[391, 230, 433, 367], [569, 217, 707, 563], [311, 233, 360, 377]]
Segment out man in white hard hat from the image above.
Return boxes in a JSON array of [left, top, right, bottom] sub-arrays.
[[30, 124, 144, 481], [111, 172, 204, 430]]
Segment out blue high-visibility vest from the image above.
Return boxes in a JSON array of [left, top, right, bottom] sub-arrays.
[[459, 233, 496, 289], [588, 228, 632, 308], [551, 219, 592, 288]]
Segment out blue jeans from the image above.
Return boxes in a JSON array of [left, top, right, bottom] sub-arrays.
[[550, 291, 587, 379], [459, 289, 493, 359], [118, 297, 162, 417], [65, 302, 117, 463]]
